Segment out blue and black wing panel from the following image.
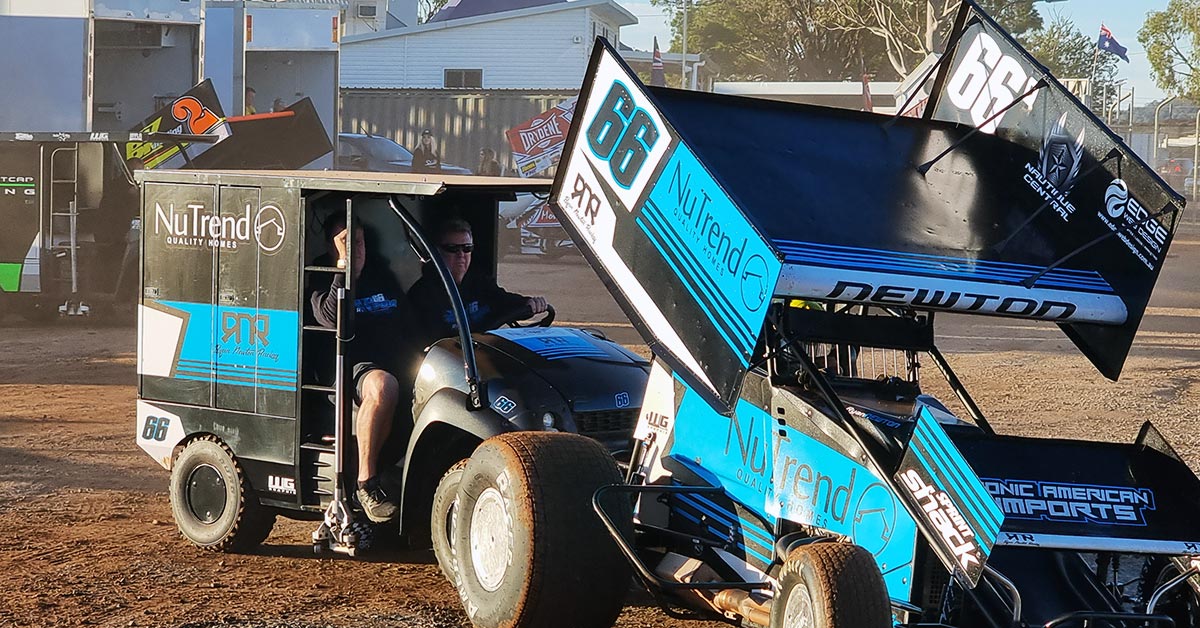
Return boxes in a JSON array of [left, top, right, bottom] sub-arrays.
[[550, 40, 782, 413], [952, 424, 1200, 556], [920, 0, 1185, 380], [895, 412, 1004, 588], [639, 3, 1180, 381]]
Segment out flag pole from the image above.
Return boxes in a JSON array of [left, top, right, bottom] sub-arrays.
[[1089, 46, 1099, 109]]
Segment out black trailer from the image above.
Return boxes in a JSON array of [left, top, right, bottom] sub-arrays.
[[0, 132, 151, 319], [135, 170, 648, 556]]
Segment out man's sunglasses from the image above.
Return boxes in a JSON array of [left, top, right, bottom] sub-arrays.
[[440, 243, 474, 254]]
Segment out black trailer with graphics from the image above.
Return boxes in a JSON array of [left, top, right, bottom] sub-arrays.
[[135, 170, 648, 558], [0, 132, 147, 319], [0, 83, 332, 321]]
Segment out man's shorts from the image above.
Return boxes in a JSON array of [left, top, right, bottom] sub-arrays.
[[351, 361, 389, 406]]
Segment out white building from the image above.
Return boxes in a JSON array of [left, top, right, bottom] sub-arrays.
[[340, 0, 637, 90]]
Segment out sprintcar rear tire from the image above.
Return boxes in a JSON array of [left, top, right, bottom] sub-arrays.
[[432, 459, 468, 583], [169, 436, 276, 552], [771, 543, 890, 628], [453, 432, 631, 628]]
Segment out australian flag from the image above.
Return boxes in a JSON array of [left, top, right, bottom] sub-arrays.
[[651, 37, 666, 87], [1097, 25, 1130, 63]]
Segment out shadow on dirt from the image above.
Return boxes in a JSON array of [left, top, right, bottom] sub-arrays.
[[0, 444, 162, 494]]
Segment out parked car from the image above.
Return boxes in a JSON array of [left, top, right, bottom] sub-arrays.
[[335, 132, 473, 175], [1159, 157, 1192, 192]]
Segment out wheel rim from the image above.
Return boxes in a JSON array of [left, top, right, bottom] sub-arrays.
[[469, 487, 512, 592], [782, 583, 816, 628], [186, 463, 228, 524]]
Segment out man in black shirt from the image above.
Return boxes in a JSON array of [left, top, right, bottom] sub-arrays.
[[309, 215, 417, 523], [409, 219, 548, 346]]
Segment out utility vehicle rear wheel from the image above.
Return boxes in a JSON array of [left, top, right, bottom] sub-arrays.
[[169, 436, 276, 552], [771, 543, 890, 628], [453, 432, 631, 628], [431, 459, 468, 583]]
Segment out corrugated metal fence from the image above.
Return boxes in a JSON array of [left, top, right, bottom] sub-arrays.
[[340, 89, 576, 174]]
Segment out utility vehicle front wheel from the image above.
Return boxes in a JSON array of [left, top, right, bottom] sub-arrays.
[[452, 432, 631, 628], [169, 436, 276, 552], [771, 543, 890, 628], [431, 459, 468, 583]]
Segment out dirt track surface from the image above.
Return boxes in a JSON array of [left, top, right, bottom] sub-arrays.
[[2, 240, 1200, 627]]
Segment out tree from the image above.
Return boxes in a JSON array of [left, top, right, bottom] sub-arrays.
[[652, 0, 1045, 83], [815, 0, 1042, 78], [1139, 0, 1200, 100], [419, 0, 449, 23], [1025, 14, 1119, 103], [651, 0, 895, 81]]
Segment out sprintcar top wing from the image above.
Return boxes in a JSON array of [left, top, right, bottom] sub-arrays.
[[551, 27, 1183, 413]]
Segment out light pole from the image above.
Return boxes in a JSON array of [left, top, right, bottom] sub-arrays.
[[1153, 95, 1177, 167], [679, 0, 689, 89]]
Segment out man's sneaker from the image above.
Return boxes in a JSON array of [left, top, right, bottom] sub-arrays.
[[355, 477, 398, 523]]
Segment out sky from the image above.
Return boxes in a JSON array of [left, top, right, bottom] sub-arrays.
[[617, 0, 1170, 104]]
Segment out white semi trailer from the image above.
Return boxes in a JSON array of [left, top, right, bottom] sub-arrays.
[[0, 0, 205, 133]]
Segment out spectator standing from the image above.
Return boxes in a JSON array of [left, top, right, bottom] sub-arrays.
[[244, 86, 257, 115], [272, 98, 287, 113], [411, 129, 442, 174], [476, 148, 502, 176]]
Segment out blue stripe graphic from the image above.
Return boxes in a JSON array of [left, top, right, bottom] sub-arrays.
[[911, 428, 1000, 541], [674, 504, 772, 565], [675, 493, 775, 550], [175, 373, 296, 392], [774, 240, 1113, 293], [909, 444, 994, 546], [642, 199, 756, 344], [176, 368, 297, 386], [913, 418, 1003, 536], [637, 211, 754, 354], [909, 427, 1000, 543], [776, 240, 1109, 281], [637, 216, 751, 364], [179, 359, 297, 376], [687, 492, 777, 543]]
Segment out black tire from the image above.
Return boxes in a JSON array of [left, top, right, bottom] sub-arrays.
[[431, 459, 468, 583], [453, 432, 631, 628], [169, 436, 276, 552], [1141, 556, 1200, 627], [770, 543, 890, 628]]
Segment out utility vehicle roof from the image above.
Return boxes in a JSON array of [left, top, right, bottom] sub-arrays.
[[137, 170, 552, 196]]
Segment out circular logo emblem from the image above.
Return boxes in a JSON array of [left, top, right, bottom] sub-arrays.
[[740, 254, 769, 312], [1105, 179, 1129, 219], [254, 204, 286, 254], [851, 482, 898, 557]]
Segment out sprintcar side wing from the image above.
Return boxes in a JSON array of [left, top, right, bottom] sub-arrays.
[[550, 40, 781, 413]]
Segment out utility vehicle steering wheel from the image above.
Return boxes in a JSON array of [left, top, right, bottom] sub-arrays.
[[495, 303, 556, 328]]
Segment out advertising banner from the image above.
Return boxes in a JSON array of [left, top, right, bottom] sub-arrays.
[[506, 97, 577, 178]]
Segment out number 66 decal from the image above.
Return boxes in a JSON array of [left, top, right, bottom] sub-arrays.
[[586, 82, 660, 189], [141, 416, 171, 442]]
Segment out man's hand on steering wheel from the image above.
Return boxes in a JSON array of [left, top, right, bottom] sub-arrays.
[[495, 299, 555, 328]]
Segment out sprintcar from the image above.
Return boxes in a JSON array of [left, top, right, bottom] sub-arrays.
[[428, 4, 1200, 627], [135, 170, 648, 557]]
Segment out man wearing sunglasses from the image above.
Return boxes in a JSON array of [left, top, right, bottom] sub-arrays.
[[409, 218, 548, 346]]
